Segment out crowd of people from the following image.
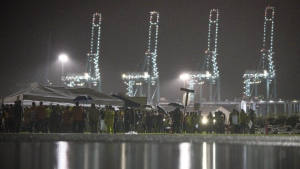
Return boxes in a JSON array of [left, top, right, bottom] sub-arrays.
[[0, 101, 168, 134], [170, 108, 226, 134], [228, 108, 257, 134], [0, 100, 257, 134]]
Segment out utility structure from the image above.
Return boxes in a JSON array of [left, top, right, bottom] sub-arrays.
[[243, 6, 276, 100], [63, 13, 102, 92], [86, 12, 102, 92], [122, 11, 160, 104], [187, 9, 220, 102]]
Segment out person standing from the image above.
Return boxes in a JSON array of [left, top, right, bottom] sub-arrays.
[[192, 111, 200, 134], [29, 102, 37, 133], [229, 109, 239, 134], [206, 112, 214, 134], [104, 105, 115, 134], [99, 107, 107, 134], [62, 106, 72, 133], [49, 105, 61, 133], [36, 102, 46, 133], [171, 108, 182, 134], [186, 112, 192, 133], [248, 109, 257, 134], [13, 100, 23, 133], [44, 105, 51, 133], [113, 109, 118, 134], [23, 107, 30, 132], [239, 109, 249, 134], [156, 112, 164, 133], [72, 101, 84, 133], [124, 108, 131, 133], [145, 111, 153, 133], [89, 104, 100, 133], [116, 108, 124, 133], [7, 104, 14, 132], [214, 111, 222, 134], [197, 111, 203, 134]]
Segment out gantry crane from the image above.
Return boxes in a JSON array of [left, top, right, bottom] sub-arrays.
[[122, 11, 160, 104], [243, 6, 276, 100], [63, 13, 102, 92], [87, 12, 102, 92], [187, 9, 220, 102]]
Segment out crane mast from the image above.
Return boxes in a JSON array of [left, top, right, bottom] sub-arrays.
[[122, 11, 160, 104], [87, 13, 102, 92], [243, 6, 276, 100], [188, 9, 220, 102], [208, 9, 219, 82], [62, 13, 102, 91]]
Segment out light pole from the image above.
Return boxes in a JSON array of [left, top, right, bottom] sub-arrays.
[[59, 54, 68, 85]]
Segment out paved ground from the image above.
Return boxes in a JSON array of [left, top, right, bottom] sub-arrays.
[[1, 133, 300, 146]]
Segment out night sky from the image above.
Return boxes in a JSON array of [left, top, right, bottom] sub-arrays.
[[1, 0, 300, 102]]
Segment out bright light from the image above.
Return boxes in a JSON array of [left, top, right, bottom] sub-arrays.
[[84, 73, 90, 79], [202, 117, 208, 124], [59, 54, 68, 62], [144, 72, 149, 78], [180, 73, 189, 80], [205, 71, 211, 77]]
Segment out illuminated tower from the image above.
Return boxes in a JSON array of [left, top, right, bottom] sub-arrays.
[[243, 6, 276, 100], [122, 11, 160, 104], [87, 13, 102, 92], [62, 13, 102, 90], [188, 9, 220, 102]]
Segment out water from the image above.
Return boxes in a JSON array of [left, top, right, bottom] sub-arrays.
[[1, 139, 300, 169]]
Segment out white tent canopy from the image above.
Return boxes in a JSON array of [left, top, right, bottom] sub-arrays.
[[1, 83, 124, 107]]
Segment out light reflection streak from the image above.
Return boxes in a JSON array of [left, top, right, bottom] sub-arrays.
[[179, 142, 191, 169], [121, 143, 126, 169], [56, 141, 69, 169], [243, 145, 247, 169], [213, 143, 216, 169], [143, 144, 149, 169], [93, 143, 100, 168], [202, 142, 207, 169], [84, 143, 89, 169]]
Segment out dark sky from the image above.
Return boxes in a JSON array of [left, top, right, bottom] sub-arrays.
[[1, 0, 300, 102]]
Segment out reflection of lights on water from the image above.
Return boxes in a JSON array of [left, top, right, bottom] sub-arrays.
[[202, 142, 207, 169], [243, 145, 247, 169], [56, 141, 69, 169], [179, 142, 191, 169], [121, 143, 126, 169], [203, 142, 216, 169], [84, 144, 89, 169], [213, 143, 216, 169]]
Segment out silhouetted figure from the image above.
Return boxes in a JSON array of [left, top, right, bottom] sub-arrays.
[[13, 100, 22, 133], [62, 106, 72, 133], [29, 102, 37, 133], [72, 101, 84, 133], [36, 102, 46, 133], [89, 104, 100, 133], [171, 108, 182, 133], [206, 112, 213, 134]]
